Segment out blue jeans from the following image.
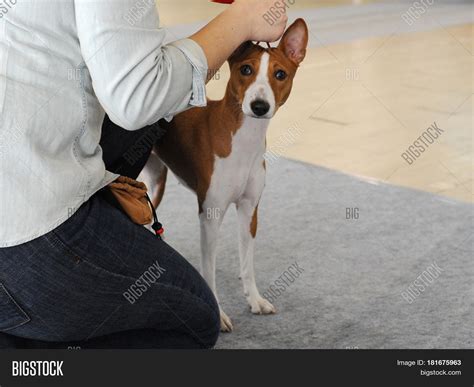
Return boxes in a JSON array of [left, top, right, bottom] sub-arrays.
[[0, 192, 220, 349]]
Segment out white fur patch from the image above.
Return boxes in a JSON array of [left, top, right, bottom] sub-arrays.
[[203, 116, 268, 208], [242, 52, 276, 119], [199, 116, 273, 322]]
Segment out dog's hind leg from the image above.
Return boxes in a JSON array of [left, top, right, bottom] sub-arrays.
[[199, 199, 233, 332], [139, 151, 168, 209]]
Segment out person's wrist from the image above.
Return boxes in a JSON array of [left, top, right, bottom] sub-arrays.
[[226, 2, 252, 41]]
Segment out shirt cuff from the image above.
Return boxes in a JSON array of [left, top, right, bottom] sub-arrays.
[[168, 38, 208, 109]]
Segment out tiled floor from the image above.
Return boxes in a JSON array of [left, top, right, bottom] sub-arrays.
[[158, 1, 473, 202], [157, 0, 379, 26], [270, 24, 473, 203]]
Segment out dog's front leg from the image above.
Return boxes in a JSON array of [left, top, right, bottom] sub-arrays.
[[237, 197, 276, 316], [199, 205, 233, 332]]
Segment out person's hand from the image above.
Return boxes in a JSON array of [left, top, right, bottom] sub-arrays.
[[231, 0, 288, 42]]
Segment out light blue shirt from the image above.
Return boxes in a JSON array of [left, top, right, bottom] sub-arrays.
[[0, 0, 208, 247]]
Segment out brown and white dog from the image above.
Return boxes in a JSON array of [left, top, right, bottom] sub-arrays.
[[140, 19, 308, 331]]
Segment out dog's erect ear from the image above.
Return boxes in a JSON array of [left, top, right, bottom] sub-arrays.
[[228, 41, 254, 64], [278, 19, 309, 66]]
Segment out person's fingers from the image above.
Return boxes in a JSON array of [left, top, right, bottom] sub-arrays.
[[232, 0, 289, 42]]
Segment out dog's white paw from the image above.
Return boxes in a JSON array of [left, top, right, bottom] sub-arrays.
[[248, 296, 276, 315], [220, 310, 233, 333]]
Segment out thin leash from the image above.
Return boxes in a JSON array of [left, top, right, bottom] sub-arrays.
[[145, 194, 164, 238], [255, 42, 273, 49]]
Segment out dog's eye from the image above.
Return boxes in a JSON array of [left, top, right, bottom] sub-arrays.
[[275, 70, 287, 81], [240, 65, 253, 76]]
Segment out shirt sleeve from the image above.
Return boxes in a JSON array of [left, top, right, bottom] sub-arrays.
[[74, 0, 208, 130]]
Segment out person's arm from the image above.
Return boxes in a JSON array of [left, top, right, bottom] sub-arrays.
[[191, 0, 288, 80], [74, 0, 286, 131], [75, 0, 210, 130]]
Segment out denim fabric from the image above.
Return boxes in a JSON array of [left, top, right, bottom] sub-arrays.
[[0, 193, 220, 349]]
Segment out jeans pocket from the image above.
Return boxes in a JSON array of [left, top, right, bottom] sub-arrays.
[[48, 231, 82, 264], [0, 283, 30, 331]]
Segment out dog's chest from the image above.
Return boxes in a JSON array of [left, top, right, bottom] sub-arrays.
[[208, 117, 268, 203]]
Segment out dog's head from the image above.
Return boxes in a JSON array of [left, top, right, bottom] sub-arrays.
[[227, 19, 308, 119]]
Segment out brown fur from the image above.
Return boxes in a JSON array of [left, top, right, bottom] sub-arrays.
[[250, 206, 258, 238], [154, 93, 244, 213], [153, 19, 308, 217]]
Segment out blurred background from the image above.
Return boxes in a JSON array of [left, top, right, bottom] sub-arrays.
[[159, 0, 473, 202]]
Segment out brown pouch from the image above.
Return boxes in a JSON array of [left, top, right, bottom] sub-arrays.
[[108, 176, 152, 225]]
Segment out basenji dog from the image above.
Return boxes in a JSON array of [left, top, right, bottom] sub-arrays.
[[140, 19, 308, 331]]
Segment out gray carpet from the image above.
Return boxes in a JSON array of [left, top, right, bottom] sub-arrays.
[[157, 159, 473, 349]]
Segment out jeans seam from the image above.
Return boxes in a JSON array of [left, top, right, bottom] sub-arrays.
[[0, 284, 31, 332], [49, 231, 82, 263], [79, 258, 219, 347], [50, 230, 217, 319], [49, 221, 218, 346], [53, 223, 217, 315], [85, 256, 217, 318]]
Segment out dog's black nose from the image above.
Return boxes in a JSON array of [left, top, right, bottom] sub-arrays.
[[251, 100, 270, 117]]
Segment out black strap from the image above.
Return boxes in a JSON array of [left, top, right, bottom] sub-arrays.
[[100, 115, 166, 237], [100, 115, 166, 179]]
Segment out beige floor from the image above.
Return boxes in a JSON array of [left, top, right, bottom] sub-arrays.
[[157, 0, 379, 26], [278, 24, 473, 203], [158, 2, 473, 203]]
